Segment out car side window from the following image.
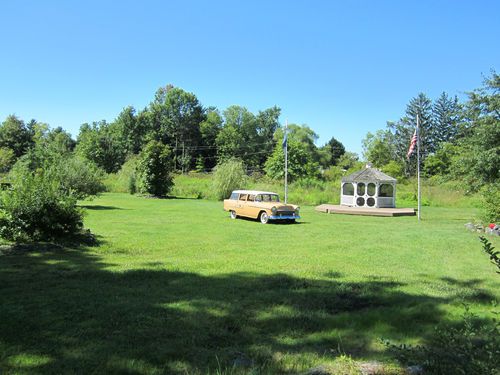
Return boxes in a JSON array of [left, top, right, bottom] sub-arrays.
[[255, 195, 262, 202], [239, 194, 247, 201], [248, 194, 255, 202]]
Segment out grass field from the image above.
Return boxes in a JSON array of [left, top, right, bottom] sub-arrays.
[[0, 193, 498, 374]]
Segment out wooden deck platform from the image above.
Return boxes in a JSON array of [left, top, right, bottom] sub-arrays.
[[315, 204, 416, 217]]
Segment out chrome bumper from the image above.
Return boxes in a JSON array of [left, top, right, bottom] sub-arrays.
[[269, 215, 300, 220]]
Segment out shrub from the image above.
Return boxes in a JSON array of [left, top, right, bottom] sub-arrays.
[[136, 141, 174, 197], [480, 183, 500, 223], [479, 236, 500, 273], [212, 158, 246, 200], [0, 168, 83, 241], [47, 156, 105, 200], [128, 174, 137, 194], [385, 307, 500, 375]]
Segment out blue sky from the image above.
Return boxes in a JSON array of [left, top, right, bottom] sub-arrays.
[[0, 0, 498, 155]]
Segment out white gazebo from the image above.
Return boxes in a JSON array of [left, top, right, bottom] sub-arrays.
[[340, 167, 397, 208]]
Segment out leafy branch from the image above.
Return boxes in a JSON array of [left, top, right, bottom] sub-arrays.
[[479, 236, 500, 274]]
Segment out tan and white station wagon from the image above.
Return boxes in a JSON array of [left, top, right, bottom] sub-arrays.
[[223, 190, 300, 224]]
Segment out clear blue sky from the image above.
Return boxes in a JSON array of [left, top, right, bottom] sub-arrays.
[[1, 0, 498, 155]]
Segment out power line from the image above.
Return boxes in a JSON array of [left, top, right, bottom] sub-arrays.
[[162, 140, 276, 151]]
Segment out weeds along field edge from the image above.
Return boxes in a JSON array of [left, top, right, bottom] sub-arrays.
[[103, 172, 481, 208]]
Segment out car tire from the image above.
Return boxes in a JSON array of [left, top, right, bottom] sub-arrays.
[[230, 210, 237, 219], [259, 211, 269, 224]]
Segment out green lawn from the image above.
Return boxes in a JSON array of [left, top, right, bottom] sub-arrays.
[[0, 193, 498, 374]]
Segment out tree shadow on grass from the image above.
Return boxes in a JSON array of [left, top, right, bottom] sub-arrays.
[[0, 246, 496, 374], [79, 205, 125, 210]]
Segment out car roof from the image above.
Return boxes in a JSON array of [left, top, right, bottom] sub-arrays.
[[232, 190, 279, 195]]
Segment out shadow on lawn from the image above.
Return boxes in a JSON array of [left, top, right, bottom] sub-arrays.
[[0, 246, 495, 374], [79, 204, 124, 210]]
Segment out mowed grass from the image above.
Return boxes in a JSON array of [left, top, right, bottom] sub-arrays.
[[0, 193, 498, 374]]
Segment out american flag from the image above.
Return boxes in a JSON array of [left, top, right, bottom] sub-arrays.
[[282, 130, 288, 150], [407, 129, 417, 159]]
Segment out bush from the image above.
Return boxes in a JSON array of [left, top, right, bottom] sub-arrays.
[[128, 174, 137, 194], [480, 183, 500, 223], [47, 156, 105, 200], [0, 168, 83, 241], [385, 307, 500, 375], [137, 141, 174, 197], [212, 158, 246, 200]]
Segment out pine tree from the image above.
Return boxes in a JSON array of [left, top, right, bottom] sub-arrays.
[[387, 93, 433, 176], [405, 93, 434, 157], [432, 92, 462, 145]]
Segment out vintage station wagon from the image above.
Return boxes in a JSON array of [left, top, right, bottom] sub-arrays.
[[223, 190, 300, 224]]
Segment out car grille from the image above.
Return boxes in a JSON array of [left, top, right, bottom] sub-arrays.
[[276, 211, 295, 217]]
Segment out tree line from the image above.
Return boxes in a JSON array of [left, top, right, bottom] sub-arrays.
[[0, 85, 350, 184], [1, 73, 497, 191], [71, 85, 348, 177]]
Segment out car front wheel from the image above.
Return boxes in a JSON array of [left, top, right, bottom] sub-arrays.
[[230, 210, 237, 219], [259, 211, 269, 224]]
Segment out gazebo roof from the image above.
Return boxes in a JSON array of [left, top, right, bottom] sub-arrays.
[[342, 167, 397, 183]]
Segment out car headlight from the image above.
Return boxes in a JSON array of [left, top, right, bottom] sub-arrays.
[[271, 206, 277, 214], [295, 207, 300, 215]]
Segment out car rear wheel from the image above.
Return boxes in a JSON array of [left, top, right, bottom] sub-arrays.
[[259, 211, 269, 224], [230, 210, 237, 219]]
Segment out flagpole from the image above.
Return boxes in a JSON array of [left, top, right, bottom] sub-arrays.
[[417, 114, 421, 221], [284, 119, 288, 204]]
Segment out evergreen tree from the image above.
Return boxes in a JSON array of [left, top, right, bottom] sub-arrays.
[[388, 93, 434, 175], [405, 93, 435, 157], [136, 140, 174, 197], [322, 136, 345, 167], [432, 92, 462, 145]]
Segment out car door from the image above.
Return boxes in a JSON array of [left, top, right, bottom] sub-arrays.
[[236, 194, 247, 217], [246, 194, 260, 218], [224, 192, 238, 212]]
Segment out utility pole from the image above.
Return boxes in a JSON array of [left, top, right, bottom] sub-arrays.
[[417, 114, 421, 221], [284, 119, 288, 204], [182, 141, 185, 175]]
